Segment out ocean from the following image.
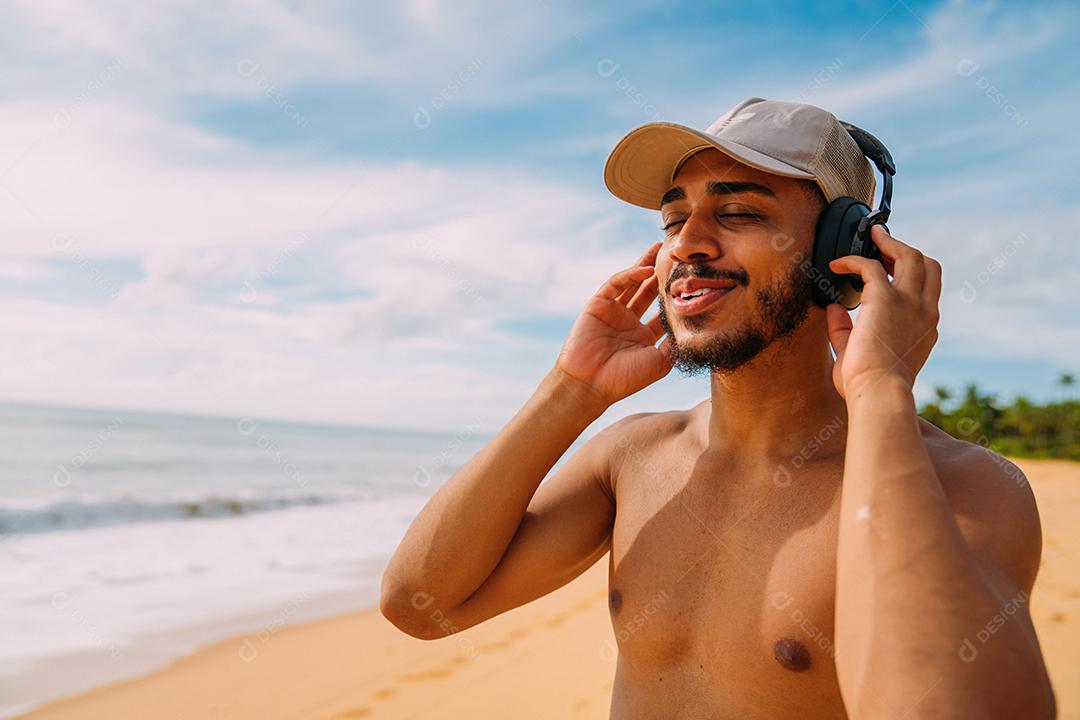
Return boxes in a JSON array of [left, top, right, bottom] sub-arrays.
[[0, 402, 491, 718]]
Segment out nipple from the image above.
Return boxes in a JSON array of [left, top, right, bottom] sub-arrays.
[[773, 637, 812, 671]]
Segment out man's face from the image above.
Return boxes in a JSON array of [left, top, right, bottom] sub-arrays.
[[654, 148, 821, 375]]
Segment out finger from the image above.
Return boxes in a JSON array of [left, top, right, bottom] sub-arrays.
[[645, 311, 665, 342], [871, 225, 924, 293], [619, 264, 659, 309], [616, 243, 662, 303], [923, 255, 942, 305], [598, 265, 655, 301], [628, 271, 660, 317], [825, 303, 852, 359], [828, 254, 890, 290]]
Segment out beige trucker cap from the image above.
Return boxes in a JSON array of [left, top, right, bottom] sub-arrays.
[[604, 96, 876, 211]]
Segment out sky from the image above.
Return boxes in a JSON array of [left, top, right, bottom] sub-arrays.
[[0, 0, 1077, 433]]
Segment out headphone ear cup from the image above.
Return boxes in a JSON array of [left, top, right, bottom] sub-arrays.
[[811, 197, 870, 309]]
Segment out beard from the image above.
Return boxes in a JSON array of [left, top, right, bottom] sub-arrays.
[[657, 258, 813, 375]]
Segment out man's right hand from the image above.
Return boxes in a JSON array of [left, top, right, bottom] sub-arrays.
[[554, 241, 672, 408]]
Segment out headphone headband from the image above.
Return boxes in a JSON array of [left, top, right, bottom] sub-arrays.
[[839, 121, 894, 254], [840, 121, 895, 176]]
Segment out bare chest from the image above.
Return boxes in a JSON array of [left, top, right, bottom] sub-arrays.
[[607, 452, 848, 717]]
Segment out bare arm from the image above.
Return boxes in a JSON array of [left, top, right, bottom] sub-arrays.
[[380, 368, 611, 638], [827, 226, 1054, 718], [836, 381, 1053, 718], [380, 242, 671, 638]]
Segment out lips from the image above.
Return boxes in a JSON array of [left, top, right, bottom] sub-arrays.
[[669, 285, 736, 316], [668, 277, 739, 317]]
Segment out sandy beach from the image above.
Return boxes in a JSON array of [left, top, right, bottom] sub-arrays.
[[19, 457, 1079, 720]]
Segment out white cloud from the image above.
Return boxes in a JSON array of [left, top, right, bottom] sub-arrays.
[[0, 0, 603, 113], [0, 94, 656, 429], [0, 0, 1074, 430], [1, 0, 367, 97], [0, 259, 57, 282], [774, 0, 1070, 117]]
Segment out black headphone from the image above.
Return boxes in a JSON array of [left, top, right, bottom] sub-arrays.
[[810, 122, 895, 310]]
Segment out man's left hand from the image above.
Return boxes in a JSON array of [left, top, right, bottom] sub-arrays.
[[825, 224, 942, 400]]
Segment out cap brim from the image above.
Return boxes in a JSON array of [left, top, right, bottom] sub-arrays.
[[604, 122, 816, 210]]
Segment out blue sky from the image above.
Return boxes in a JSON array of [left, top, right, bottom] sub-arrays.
[[0, 0, 1077, 432]]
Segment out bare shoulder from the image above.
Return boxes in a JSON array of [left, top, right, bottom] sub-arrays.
[[918, 418, 1037, 518], [591, 401, 707, 494], [918, 418, 1043, 593]]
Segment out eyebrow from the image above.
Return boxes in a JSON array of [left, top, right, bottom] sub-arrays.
[[660, 181, 776, 207]]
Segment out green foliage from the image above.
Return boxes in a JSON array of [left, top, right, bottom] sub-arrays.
[[919, 377, 1080, 460]]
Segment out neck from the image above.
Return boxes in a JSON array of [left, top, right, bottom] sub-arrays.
[[704, 314, 848, 466]]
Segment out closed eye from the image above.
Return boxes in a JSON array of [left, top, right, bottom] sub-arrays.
[[661, 213, 757, 232]]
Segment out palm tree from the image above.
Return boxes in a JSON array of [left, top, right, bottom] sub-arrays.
[[1057, 372, 1075, 400]]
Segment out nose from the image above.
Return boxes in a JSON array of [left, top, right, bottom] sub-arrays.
[[667, 212, 723, 265]]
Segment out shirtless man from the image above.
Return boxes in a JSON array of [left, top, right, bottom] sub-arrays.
[[380, 97, 1055, 718]]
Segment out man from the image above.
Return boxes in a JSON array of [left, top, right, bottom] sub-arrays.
[[381, 97, 1055, 718]]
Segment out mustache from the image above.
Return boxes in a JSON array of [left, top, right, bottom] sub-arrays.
[[665, 262, 749, 295]]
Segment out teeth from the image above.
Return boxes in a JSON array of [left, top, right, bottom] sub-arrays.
[[680, 288, 710, 300]]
